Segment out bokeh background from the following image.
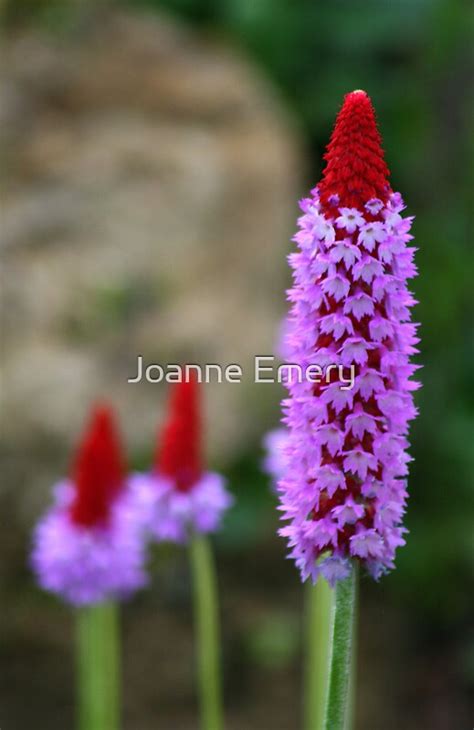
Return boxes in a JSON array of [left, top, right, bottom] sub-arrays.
[[1, 1, 473, 728]]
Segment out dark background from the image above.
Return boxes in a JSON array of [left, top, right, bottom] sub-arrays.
[[1, 1, 473, 728]]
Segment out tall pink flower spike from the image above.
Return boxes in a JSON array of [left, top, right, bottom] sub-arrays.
[[277, 91, 421, 586]]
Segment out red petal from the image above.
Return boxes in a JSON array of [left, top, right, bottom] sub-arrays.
[[69, 403, 126, 527], [155, 371, 203, 492], [319, 90, 390, 214]]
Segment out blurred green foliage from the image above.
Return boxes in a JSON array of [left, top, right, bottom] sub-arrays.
[[5, 0, 473, 624], [245, 612, 300, 669]]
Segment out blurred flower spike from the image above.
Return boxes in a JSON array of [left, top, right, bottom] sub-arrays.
[[278, 91, 421, 586], [31, 404, 148, 605], [132, 371, 234, 543]]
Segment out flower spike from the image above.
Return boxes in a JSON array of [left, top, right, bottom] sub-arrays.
[[31, 403, 148, 605], [131, 372, 233, 544], [277, 91, 420, 586]]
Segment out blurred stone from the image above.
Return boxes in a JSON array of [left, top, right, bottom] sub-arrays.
[[1, 10, 303, 518]]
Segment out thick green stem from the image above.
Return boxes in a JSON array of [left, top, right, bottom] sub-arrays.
[[344, 569, 358, 730], [76, 602, 120, 730], [323, 565, 357, 730], [190, 534, 223, 730], [304, 577, 334, 730]]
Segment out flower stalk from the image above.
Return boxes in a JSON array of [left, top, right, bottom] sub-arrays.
[[190, 534, 223, 730], [304, 565, 357, 730], [131, 374, 232, 729], [323, 564, 357, 730], [31, 405, 148, 729], [76, 601, 120, 730], [304, 576, 334, 730], [274, 90, 418, 730]]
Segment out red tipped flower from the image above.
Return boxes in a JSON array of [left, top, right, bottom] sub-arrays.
[[155, 374, 203, 492], [31, 403, 148, 605], [277, 90, 420, 585], [70, 404, 126, 526], [131, 372, 233, 544], [318, 90, 390, 214]]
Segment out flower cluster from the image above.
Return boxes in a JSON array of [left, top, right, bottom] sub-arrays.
[[32, 376, 233, 605], [31, 405, 148, 605], [278, 91, 420, 585], [132, 374, 233, 543]]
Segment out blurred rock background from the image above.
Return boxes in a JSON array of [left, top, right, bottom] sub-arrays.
[[1, 9, 301, 510], [1, 1, 473, 729]]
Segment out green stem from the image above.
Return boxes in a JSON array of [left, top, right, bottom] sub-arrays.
[[323, 565, 357, 730], [304, 577, 334, 730], [76, 602, 120, 730], [190, 534, 223, 730], [344, 568, 358, 730], [104, 602, 121, 730]]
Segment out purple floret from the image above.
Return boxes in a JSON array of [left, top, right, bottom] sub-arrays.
[[31, 481, 148, 605], [129, 471, 234, 544]]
